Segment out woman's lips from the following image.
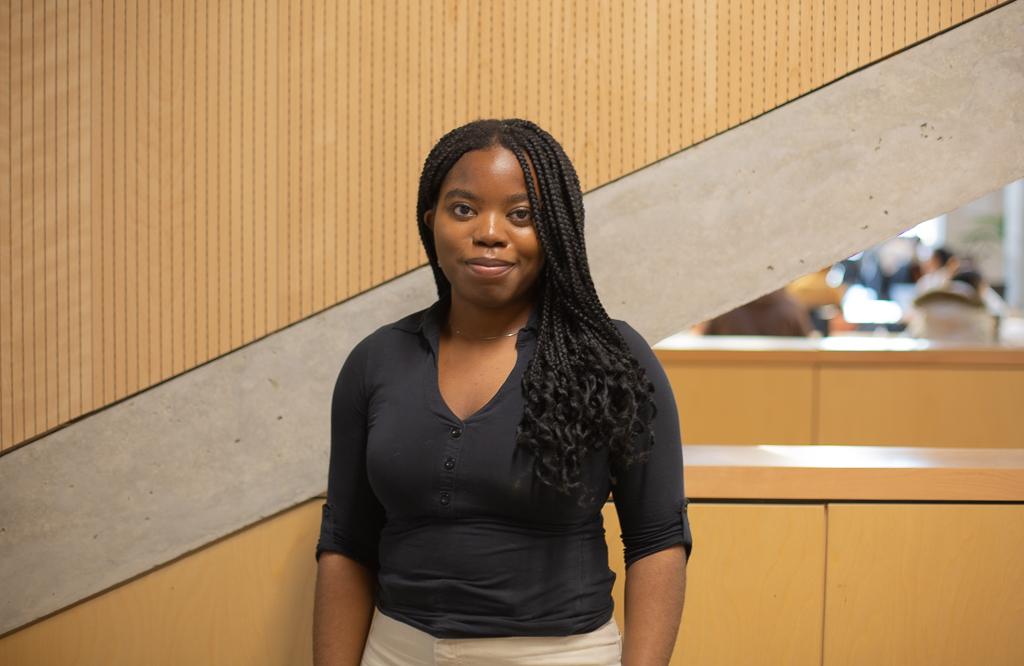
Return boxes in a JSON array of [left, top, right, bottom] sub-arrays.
[[465, 258, 514, 278]]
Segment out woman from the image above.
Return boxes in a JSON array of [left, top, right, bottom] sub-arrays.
[[314, 119, 691, 666]]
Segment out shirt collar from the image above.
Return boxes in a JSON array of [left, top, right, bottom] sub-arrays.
[[393, 291, 542, 340]]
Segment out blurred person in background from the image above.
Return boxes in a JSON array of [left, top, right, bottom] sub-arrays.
[[914, 247, 958, 294], [704, 289, 812, 337], [906, 268, 997, 343], [787, 267, 848, 335]]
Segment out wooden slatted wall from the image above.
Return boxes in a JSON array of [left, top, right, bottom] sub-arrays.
[[0, 0, 1002, 451]]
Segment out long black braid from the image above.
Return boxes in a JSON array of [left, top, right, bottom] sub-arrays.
[[416, 119, 657, 494]]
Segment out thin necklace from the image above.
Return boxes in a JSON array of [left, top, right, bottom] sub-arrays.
[[448, 319, 520, 340]]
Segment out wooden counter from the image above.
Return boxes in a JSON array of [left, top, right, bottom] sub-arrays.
[[653, 332, 1024, 365], [652, 335, 1024, 448], [683, 444, 1024, 501], [606, 444, 1024, 665]]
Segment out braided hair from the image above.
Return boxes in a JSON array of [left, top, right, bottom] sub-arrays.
[[416, 119, 657, 493]]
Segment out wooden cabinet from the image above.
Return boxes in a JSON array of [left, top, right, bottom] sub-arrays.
[[605, 503, 826, 665], [817, 367, 1024, 447], [823, 504, 1024, 666], [664, 363, 815, 446], [655, 342, 1024, 448], [0, 502, 320, 666]]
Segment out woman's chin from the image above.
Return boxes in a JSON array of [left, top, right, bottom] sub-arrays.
[[452, 284, 534, 311]]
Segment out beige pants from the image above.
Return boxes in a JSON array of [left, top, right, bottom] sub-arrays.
[[361, 612, 622, 666]]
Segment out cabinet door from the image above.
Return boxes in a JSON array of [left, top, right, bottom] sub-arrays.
[[818, 367, 1024, 447], [824, 504, 1024, 665], [662, 363, 815, 446], [605, 502, 826, 665], [0, 501, 321, 666]]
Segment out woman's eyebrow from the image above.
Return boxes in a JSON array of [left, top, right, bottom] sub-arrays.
[[503, 193, 530, 205], [444, 188, 478, 201]]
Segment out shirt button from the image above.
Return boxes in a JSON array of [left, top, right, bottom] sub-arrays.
[[444, 457, 455, 470], [439, 492, 451, 506], [451, 428, 462, 438]]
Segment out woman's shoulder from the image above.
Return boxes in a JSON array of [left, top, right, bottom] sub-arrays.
[[350, 305, 435, 356], [611, 319, 673, 383], [611, 319, 653, 356], [335, 304, 435, 387]]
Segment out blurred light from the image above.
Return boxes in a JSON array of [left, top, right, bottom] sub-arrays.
[[825, 263, 846, 288], [843, 299, 903, 324], [758, 446, 923, 468], [847, 252, 864, 261], [820, 336, 928, 351], [916, 243, 934, 263], [900, 216, 946, 248], [843, 284, 878, 302]]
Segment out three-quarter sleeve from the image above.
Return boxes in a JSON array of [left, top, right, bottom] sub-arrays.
[[610, 322, 693, 568], [316, 336, 387, 573]]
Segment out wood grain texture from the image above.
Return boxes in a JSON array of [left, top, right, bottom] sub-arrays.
[[818, 366, 1024, 447], [605, 502, 827, 666], [823, 504, 1024, 665], [0, 500, 321, 666], [654, 343, 1024, 366], [683, 445, 1024, 501], [1, 0, 992, 451], [663, 362, 815, 445], [0, 0, 12, 448], [655, 346, 1024, 450]]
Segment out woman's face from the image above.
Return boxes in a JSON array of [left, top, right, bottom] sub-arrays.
[[424, 147, 546, 311]]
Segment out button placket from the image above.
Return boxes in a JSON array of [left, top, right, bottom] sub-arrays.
[[439, 424, 463, 514]]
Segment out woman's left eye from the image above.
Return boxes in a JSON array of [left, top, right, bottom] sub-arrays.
[[509, 208, 533, 224]]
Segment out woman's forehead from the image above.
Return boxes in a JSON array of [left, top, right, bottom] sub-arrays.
[[440, 147, 540, 200]]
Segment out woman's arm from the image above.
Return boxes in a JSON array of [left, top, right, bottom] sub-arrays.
[[313, 552, 377, 666], [609, 322, 693, 665], [314, 337, 386, 665], [622, 545, 688, 666]]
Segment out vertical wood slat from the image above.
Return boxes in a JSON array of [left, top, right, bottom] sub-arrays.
[[28, 1, 43, 434], [44, 0, 59, 428], [214, 0, 229, 355], [229, 0, 243, 351], [144, 0, 159, 387], [122, 0, 138, 396], [110, 0, 125, 399], [12, 0, 24, 444], [50, 0, 68, 428], [78, 0, 93, 421], [251, 0, 267, 339], [0, 0, 996, 451], [0, 0, 12, 447]]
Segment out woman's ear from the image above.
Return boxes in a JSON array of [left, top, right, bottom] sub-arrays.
[[423, 208, 435, 231]]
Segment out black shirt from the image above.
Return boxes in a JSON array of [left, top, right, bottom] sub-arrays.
[[317, 297, 692, 638]]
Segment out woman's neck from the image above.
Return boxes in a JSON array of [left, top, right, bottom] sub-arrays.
[[447, 292, 536, 339]]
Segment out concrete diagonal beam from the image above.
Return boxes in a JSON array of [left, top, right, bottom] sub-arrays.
[[2, 0, 1023, 637], [592, 0, 1024, 340]]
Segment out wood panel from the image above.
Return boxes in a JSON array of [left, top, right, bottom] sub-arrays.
[[606, 502, 827, 665], [1, 0, 993, 451], [684, 445, 1024, 501], [0, 500, 321, 666], [663, 362, 815, 445], [654, 343, 1024, 366], [818, 366, 1024, 447], [823, 504, 1024, 665], [654, 347, 1024, 449]]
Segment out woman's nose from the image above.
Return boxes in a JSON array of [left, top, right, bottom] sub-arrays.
[[473, 212, 506, 245]]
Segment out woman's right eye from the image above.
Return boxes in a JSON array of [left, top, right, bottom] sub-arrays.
[[452, 203, 474, 217]]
